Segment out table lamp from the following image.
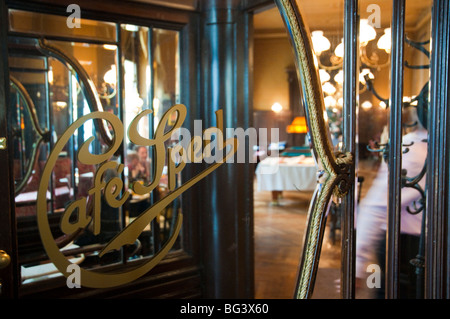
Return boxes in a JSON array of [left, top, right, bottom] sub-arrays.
[[286, 116, 308, 134], [287, 116, 308, 146]]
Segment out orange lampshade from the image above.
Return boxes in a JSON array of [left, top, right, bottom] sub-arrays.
[[287, 116, 308, 134]]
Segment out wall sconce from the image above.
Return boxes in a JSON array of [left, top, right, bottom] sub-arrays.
[[271, 102, 283, 113], [361, 100, 373, 110]]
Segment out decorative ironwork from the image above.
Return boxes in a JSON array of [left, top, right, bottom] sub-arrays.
[[364, 33, 430, 298], [10, 75, 51, 195]]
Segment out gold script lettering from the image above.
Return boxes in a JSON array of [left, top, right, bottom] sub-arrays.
[[99, 106, 238, 257], [37, 104, 238, 288], [128, 104, 186, 195]]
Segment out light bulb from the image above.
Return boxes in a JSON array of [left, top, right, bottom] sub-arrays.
[[334, 70, 344, 85], [359, 68, 375, 85], [334, 39, 344, 58], [322, 82, 336, 96], [271, 102, 282, 113], [311, 31, 331, 54], [377, 28, 391, 53], [103, 65, 117, 85], [319, 69, 330, 83], [324, 96, 337, 108], [360, 19, 376, 44], [361, 100, 373, 110]]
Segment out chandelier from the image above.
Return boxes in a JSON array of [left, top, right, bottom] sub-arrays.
[[311, 19, 391, 111]]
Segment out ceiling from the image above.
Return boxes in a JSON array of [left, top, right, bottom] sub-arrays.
[[254, 0, 432, 36]]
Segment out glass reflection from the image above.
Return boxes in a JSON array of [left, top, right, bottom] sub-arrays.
[[355, 0, 432, 299], [8, 11, 182, 286], [152, 28, 182, 252]]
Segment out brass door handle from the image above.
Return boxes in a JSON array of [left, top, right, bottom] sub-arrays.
[[275, 0, 353, 299], [0, 137, 6, 150], [0, 250, 11, 269]]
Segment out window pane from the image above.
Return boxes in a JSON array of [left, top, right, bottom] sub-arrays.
[[120, 24, 154, 258], [9, 9, 184, 287], [152, 28, 182, 251], [9, 27, 123, 285]]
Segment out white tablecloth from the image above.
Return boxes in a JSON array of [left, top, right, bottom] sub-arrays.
[[255, 156, 318, 192]]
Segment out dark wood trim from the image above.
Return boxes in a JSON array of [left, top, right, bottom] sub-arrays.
[[2, 0, 256, 300], [0, 0, 20, 299], [340, 0, 358, 299], [6, 0, 197, 28], [18, 251, 201, 298], [198, 0, 254, 298], [3, 0, 204, 299], [242, 0, 274, 12]]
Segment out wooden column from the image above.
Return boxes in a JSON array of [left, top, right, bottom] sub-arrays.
[[200, 0, 254, 298]]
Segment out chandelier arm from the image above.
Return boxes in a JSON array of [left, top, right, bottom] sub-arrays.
[[364, 77, 389, 107], [405, 37, 430, 58], [405, 61, 430, 70]]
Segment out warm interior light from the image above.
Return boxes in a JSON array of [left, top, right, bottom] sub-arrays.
[[103, 65, 117, 85], [53, 101, 67, 111], [410, 95, 418, 106], [311, 30, 331, 54], [324, 95, 337, 108], [103, 44, 117, 51], [361, 100, 373, 109], [322, 82, 336, 95], [319, 69, 330, 83], [287, 116, 308, 134], [271, 102, 283, 113], [359, 68, 375, 84], [48, 67, 53, 84], [123, 24, 139, 32], [360, 19, 376, 44], [334, 39, 344, 58], [377, 28, 391, 53], [334, 70, 344, 85]]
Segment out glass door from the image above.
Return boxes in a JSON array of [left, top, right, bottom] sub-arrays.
[[2, 7, 189, 296]]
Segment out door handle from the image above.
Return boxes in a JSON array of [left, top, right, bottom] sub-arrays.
[[275, 0, 353, 299], [0, 137, 6, 150], [0, 250, 11, 269]]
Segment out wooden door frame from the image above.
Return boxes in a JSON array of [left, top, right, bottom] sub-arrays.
[[0, 0, 19, 299], [0, 0, 265, 299]]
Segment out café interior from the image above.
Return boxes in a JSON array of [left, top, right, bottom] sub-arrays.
[[0, 0, 447, 300]]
